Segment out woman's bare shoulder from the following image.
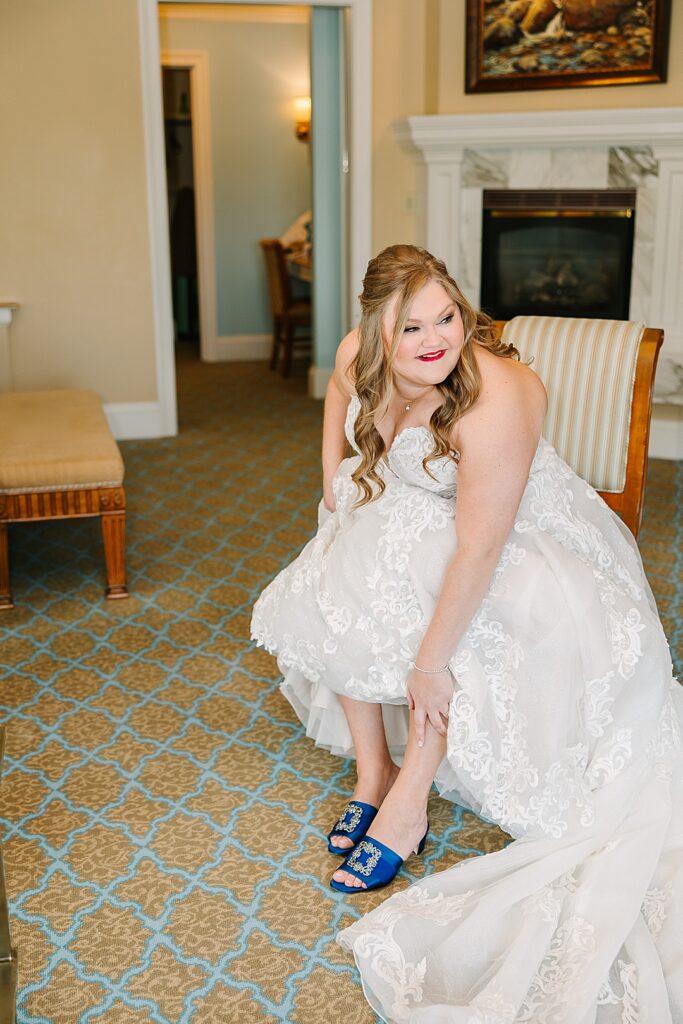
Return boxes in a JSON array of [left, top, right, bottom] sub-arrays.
[[474, 344, 547, 409], [334, 328, 360, 397]]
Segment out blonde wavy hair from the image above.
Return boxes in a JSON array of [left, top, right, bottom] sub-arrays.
[[349, 244, 519, 507]]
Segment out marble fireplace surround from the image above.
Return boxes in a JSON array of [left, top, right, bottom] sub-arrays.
[[396, 107, 683, 458]]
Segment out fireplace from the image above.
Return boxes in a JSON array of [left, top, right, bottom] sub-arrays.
[[479, 189, 636, 321], [394, 107, 683, 458]]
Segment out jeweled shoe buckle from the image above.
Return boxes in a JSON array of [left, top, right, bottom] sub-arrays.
[[346, 839, 382, 877], [334, 802, 363, 834]]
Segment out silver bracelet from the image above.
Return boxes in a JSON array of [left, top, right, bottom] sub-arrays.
[[410, 661, 450, 675]]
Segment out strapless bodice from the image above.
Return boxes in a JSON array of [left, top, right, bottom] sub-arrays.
[[344, 395, 458, 499]]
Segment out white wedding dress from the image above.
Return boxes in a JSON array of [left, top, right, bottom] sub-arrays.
[[251, 396, 683, 1023]]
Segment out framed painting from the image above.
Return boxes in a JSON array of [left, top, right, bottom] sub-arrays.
[[466, 0, 672, 93]]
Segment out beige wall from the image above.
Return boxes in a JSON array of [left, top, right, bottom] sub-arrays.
[[372, 0, 429, 253], [0, 0, 157, 402], [373, 0, 683, 251]]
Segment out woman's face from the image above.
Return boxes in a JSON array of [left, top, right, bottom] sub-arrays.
[[382, 280, 465, 387]]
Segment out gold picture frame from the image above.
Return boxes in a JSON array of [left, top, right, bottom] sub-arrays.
[[466, 0, 672, 93]]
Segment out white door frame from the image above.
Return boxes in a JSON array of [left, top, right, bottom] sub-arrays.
[[136, 0, 373, 436], [161, 50, 218, 363]]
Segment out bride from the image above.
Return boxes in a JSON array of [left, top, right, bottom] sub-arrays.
[[251, 244, 682, 1022]]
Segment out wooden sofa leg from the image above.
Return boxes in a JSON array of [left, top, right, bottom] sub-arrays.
[[101, 512, 128, 599], [0, 523, 12, 610]]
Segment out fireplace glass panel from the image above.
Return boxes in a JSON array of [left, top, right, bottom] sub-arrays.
[[480, 211, 635, 321]]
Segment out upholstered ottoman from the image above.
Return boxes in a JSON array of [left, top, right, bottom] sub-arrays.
[[0, 389, 128, 608]]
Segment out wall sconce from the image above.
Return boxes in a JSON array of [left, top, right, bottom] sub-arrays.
[[293, 96, 311, 142]]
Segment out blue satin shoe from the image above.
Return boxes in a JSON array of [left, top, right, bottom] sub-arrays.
[[329, 826, 428, 894], [327, 800, 378, 855]]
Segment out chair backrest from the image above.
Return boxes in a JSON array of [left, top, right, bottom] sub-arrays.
[[497, 316, 664, 539], [260, 238, 291, 318]]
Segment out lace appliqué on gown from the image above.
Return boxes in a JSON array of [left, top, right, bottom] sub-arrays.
[[251, 399, 683, 1024]]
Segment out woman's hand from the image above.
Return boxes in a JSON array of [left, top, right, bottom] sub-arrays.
[[407, 667, 454, 747]]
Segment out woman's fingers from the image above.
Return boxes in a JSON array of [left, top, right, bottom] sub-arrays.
[[427, 708, 448, 737], [413, 703, 450, 745]]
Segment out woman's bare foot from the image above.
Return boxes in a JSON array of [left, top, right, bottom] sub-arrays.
[[331, 786, 428, 889], [328, 761, 400, 852]]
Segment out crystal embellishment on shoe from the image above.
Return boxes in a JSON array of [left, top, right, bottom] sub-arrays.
[[346, 840, 382, 877], [327, 800, 378, 855], [334, 803, 363, 833], [329, 825, 428, 894]]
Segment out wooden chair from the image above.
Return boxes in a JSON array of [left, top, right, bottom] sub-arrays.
[[0, 389, 128, 608], [495, 316, 664, 540], [260, 239, 311, 377]]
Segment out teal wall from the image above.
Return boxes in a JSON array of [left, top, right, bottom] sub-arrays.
[[159, 16, 310, 337], [311, 8, 344, 370]]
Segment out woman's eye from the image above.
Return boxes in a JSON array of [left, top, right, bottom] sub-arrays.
[[439, 314, 454, 325], [404, 325, 419, 333]]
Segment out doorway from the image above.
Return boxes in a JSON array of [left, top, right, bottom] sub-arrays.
[[160, 5, 313, 375], [137, 0, 372, 436]]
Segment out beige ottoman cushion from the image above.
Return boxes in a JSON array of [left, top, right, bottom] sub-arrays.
[[0, 390, 124, 493]]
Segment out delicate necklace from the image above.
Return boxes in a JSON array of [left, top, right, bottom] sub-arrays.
[[399, 388, 431, 413]]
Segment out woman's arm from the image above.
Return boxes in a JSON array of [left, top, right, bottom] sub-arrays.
[[322, 330, 358, 511], [409, 360, 547, 745]]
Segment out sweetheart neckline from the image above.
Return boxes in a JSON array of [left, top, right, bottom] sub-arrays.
[[387, 423, 432, 453], [347, 397, 457, 460]]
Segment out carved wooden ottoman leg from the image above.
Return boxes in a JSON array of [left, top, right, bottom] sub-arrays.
[[101, 511, 128, 599], [0, 523, 12, 610]]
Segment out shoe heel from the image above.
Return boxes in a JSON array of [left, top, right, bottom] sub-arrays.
[[414, 824, 429, 856]]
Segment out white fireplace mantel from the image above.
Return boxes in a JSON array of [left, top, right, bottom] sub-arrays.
[[395, 106, 683, 156], [395, 106, 683, 458]]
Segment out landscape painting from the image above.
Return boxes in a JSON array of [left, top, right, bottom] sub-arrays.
[[466, 0, 671, 93]]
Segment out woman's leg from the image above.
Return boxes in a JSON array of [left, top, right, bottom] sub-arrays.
[[332, 713, 445, 886], [330, 694, 399, 851]]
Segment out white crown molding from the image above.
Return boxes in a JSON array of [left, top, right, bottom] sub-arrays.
[[395, 107, 683, 157], [159, 3, 309, 24]]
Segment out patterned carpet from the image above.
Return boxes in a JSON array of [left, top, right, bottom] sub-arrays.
[[2, 346, 682, 1024]]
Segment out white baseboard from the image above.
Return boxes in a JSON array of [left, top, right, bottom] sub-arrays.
[[104, 402, 170, 440], [649, 405, 683, 460], [308, 364, 332, 399], [213, 334, 271, 362], [104, 389, 683, 457]]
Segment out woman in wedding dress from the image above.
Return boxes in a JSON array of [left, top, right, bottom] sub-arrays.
[[251, 245, 682, 1023]]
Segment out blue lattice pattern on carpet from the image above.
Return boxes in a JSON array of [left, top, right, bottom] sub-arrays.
[[1, 355, 682, 1023]]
